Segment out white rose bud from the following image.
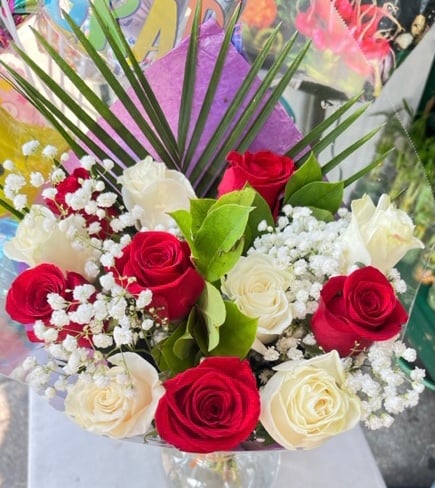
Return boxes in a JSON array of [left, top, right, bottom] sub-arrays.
[[340, 194, 424, 273], [118, 156, 196, 229]]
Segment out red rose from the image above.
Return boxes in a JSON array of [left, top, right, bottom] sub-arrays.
[[113, 231, 204, 321], [6, 263, 69, 324], [45, 167, 116, 238], [311, 266, 408, 356], [217, 151, 296, 215], [155, 357, 260, 453], [44, 168, 91, 214], [6, 263, 94, 347]]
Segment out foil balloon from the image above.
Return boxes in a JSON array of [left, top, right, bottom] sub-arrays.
[[42, 0, 243, 65], [0, 0, 41, 50]]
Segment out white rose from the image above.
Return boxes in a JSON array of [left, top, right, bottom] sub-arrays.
[[260, 351, 361, 450], [221, 254, 292, 343], [65, 352, 164, 439], [3, 205, 97, 280], [118, 156, 196, 229], [340, 194, 424, 273]]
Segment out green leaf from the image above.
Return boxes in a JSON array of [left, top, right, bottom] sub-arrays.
[[190, 198, 216, 235], [173, 324, 196, 360], [211, 188, 256, 209], [209, 301, 257, 358], [321, 125, 384, 176], [243, 190, 274, 252], [286, 93, 363, 161], [89, 3, 179, 163], [152, 323, 197, 374], [343, 149, 395, 188], [27, 27, 150, 167], [189, 24, 293, 194], [287, 181, 344, 214], [284, 152, 323, 202], [177, 1, 201, 158], [236, 39, 311, 152], [182, 3, 242, 168], [196, 282, 227, 352], [307, 207, 334, 221], [169, 209, 193, 247], [193, 203, 252, 281], [310, 103, 370, 157]]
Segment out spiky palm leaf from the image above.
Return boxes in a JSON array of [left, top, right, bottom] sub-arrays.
[[0, 0, 382, 202]]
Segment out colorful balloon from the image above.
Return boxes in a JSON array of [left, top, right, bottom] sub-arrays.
[[41, 0, 242, 64]]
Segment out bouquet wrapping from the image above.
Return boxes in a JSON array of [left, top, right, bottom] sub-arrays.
[[0, 0, 432, 458]]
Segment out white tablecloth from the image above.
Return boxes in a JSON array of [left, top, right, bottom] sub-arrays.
[[28, 391, 386, 488]]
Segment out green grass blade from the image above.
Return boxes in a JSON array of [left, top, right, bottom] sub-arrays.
[[309, 103, 370, 156], [6, 45, 140, 172], [187, 23, 287, 186], [286, 93, 362, 160], [343, 148, 395, 188], [195, 37, 308, 196], [321, 125, 385, 175], [182, 3, 242, 170], [236, 41, 311, 152], [177, 1, 201, 160], [88, 4, 179, 165], [30, 27, 152, 165], [90, 2, 179, 160], [0, 198, 24, 219]]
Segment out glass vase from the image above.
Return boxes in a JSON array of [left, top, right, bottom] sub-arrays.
[[161, 448, 281, 488]]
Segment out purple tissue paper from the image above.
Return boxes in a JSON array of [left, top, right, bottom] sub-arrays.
[[97, 21, 304, 175]]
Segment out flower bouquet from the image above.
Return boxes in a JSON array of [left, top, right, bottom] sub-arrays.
[[0, 1, 430, 485]]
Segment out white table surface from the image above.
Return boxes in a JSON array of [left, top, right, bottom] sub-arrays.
[[28, 390, 386, 488]]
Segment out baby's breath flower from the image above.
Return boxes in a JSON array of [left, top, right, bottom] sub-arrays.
[[113, 325, 133, 346], [141, 318, 154, 331], [22, 140, 40, 156], [41, 145, 58, 159], [73, 284, 96, 303], [97, 192, 117, 207], [137, 290, 153, 309], [93, 333, 113, 349], [13, 194, 27, 211], [47, 293, 68, 311], [30, 172, 45, 187], [51, 168, 66, 184], [80, 155, 96, 170], [3, 159, 15, 171]]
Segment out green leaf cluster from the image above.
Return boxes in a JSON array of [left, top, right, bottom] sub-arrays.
[[152, 285, 257, 375], [171, 187, 272, 282], [284, 153, 343, 220]]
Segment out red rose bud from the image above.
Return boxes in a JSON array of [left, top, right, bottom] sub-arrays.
[[155, 357, 260, 453], [311, 266, 408, 356], [113, 231, 204, 321], [217, 150, 296, 216]]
